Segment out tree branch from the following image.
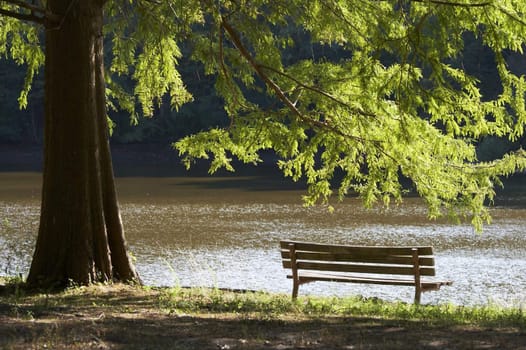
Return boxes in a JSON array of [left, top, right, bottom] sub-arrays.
[[410, 0, 492, 7], [0, 7, 45, 24], [1, 0, 46, 14], [220, 16, 372, 144], [259, 64, 378, 119], [0, 0, 61, 25], [496, 4, 526, 27]]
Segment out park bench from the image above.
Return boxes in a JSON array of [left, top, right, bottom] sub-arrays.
[[280, 240, 452, 304]]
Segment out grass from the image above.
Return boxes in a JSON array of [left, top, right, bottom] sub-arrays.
[[1, 277, 525, 349], [154, 285, 525, 328]]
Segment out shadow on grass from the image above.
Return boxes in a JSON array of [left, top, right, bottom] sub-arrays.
[[1, 284, 525, 349], [1, 308, 525, 349]]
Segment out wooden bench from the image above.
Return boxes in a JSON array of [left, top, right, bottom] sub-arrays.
[[280, 240, 452, 304]]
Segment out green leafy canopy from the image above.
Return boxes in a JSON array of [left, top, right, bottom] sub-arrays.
[[174, 0, 526, 231], [2, 0, 526, 230]]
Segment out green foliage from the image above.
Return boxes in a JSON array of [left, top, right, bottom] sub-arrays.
[[105, 0, 200, 118], [2, 0, 526, 230], [174, 1, 526, 230], [0, 12, 43, 109]]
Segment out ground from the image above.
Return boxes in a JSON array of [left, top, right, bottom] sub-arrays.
[[1, 284, 525, 350]]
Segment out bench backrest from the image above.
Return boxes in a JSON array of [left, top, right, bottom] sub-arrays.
[[280, 240, 436, 277]]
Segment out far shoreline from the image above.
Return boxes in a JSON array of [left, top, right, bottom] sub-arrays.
[[2, 143, 525, 206]]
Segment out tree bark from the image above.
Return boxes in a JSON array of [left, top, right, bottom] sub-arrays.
[[26, 0, 139, 288]]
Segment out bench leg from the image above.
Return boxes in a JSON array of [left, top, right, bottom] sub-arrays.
[[411, 248, 422, 305], [414, 288, 421, 305], [292, 280, 299, 299]]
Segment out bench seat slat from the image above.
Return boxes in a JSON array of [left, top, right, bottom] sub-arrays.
[[290, 272, 416, 286], [281, 251, 435, 267], [287, 272, 452, 289]]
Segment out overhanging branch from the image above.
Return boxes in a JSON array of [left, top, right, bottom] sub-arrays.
[[0, 7, 45, 23], [410, 0, 526, 27], [259, 64, 378, 119], [0, 0, 61, 25], [410, 0, 492, 7], [496, 4, 526, 27], [2, 0, 46, 15], [220, 16, 372, 144]]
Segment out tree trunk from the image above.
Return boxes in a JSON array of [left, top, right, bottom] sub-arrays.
[[26, 0, 139, 288]]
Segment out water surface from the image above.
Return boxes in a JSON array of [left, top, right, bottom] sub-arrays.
[[1, 172, 525, 306]]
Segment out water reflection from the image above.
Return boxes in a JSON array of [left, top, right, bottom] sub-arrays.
[[1, 173, 525, 307]]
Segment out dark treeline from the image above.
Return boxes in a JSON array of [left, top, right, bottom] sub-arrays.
[[1, 33, 525, 161], [0, 48, 229, 146]]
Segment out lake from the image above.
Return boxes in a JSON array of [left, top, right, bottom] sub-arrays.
[[1, 172, 525, 307]]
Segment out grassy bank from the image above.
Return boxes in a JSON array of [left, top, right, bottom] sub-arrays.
[[0, 278, 525, 349]]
